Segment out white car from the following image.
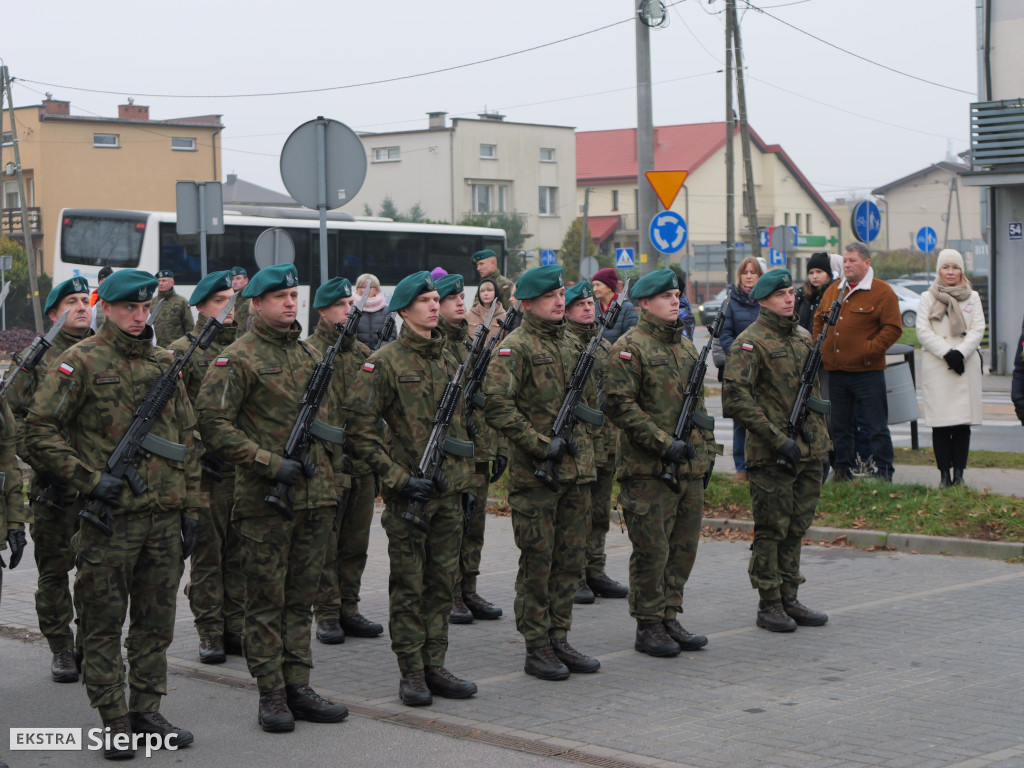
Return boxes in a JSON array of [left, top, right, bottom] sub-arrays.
[[889, 283, 922, 327]]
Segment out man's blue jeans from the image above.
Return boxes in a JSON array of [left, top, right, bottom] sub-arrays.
[[828, 369, 894, 478]]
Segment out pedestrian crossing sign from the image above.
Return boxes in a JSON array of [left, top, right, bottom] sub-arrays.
[[615, 248, 635, 268]]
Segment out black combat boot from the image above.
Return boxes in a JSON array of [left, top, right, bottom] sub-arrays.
[[781, 594, 829, 626], [257, 688, 295, 732], [662, 618, 708, 650], [450, 594, 474, 624], [586, 574, 628, 599], [524, 644, 570, 680], [550, 637, 601, 673], [199, 634, 226, 664], [224, 631, 243, 656], [129, 712, 194, 748], [285, 684, 348, 722], [939, 469, 952, 488], [573, 579, 595, 604], [756, 599, 798, 632], [315, 618, 345, 644], [101, 714, 135, 760], [399, 670, 433, 706], [635, 621, 681, 657], [952, 467, 965, 486], [51, 649, 79, 683], [462, 591, 502, 620], [340, 613, 384, 637], [424, 666, 478, 698]]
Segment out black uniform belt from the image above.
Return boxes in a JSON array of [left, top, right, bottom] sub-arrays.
[[140, 433, 187, 463], [310, 419, 346, 445]]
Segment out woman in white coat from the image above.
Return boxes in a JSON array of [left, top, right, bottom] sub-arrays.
[[916, 249, 985, 487]]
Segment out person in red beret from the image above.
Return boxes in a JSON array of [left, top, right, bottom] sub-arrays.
[[591, 268, 637, 344]]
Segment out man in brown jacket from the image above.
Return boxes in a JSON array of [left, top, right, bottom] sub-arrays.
[[813, 242, 902, 481]]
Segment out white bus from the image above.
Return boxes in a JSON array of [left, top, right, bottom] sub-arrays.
[[53, 206, 508, 328]]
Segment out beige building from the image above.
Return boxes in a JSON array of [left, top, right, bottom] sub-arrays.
[[1, 98, 222, 274], [350, 112, 577, 256]]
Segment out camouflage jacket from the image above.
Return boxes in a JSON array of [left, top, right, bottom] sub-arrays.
[[605, 312, 717, 481], [0, 397, 26, 545], [722, 308, 830, 468], [234, 295, 253, 333], [152, 289, 193, 347], [485, 270, 516, 311], [307, 318, 373, 478], [25, 321, 204, 517], [567, 319, 618, 467], [439, 316, 506, 463], [482, 310, 597, 493], [195, 315, 342, 516]]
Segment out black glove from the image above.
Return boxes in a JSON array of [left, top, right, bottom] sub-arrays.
[[273, 458, 303, 487], [663, 440, 697, 464], [200, 451, 223, 474], [466, 418, 478, 441], [490, 455, 508, 483], [91, 472, 123, 507], [341, 454, 355, 474], [433, 471, 451, 494], [943, 349, 965, 375], [180, 518, 199, 561], [401, 477, 433, 504], [565, 434, 580, 457], [6, 529, 26, 569], [778, 438, 802, 467], [545, 436, 570, 464], [462, 492, 478, 526], [39, 471, 67, 493]]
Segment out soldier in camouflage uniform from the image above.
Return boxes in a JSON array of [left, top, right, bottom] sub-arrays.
[[722, 269, 831, 632], [473, 249, 515, 310], [605, 269, 716, 657], [0, 385, 26, 595], [564, 282, 629, 605], [166, 271, 245, 664], [195, 264, 348, 732], [435, 274, 505, 624], [344, 271, 477, 707], [6, 278, 93, 683], [26, 269, 200, 758], [310, 277, 385, 645], [482, 265, 601, 681], [151, 270, 193, 346], [231, 267, 253, 332]]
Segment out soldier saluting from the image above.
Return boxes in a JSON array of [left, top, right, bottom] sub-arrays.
[[196, 264, 348, 732], [26, 269, 201, 759]]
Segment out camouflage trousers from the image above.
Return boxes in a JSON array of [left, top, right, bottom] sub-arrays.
[[234, 506, 333, 694], [747, 462, 822, 600], [72, 507, 184, 719], [455, 463, 490, 593], [584, 459, 616, 578], [381, 493, 461, 674], [509, 483, 587, 648], [185, 474, 244, 636], [31, 491, 81, 651], [619, 476, 703, 623], [313, 472, 376, 621]]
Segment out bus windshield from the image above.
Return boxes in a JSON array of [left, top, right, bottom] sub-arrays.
[[60, 211, 147, 267]]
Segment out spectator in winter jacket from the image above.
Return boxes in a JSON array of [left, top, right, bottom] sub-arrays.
[[592, 268, 638, 344], [353, 273, 397, 349]]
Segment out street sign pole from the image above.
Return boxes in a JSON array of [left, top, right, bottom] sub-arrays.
[[198, 182, 208, 277], [316, 119, 330, 286]]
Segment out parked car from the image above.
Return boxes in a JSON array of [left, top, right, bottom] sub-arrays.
[[891, 280, 931, 295], [697, 288, 729, 324], [890, 283, 922, 327]]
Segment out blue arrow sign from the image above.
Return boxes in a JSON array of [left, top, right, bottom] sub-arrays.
[[615, 248, 635, 268], [540, 249, 556, 266], [649, 211, 688, 254], [916, 226, 937, 253], [852, 200, 881, 243]]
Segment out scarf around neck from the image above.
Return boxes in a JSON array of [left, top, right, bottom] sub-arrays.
[[927, 278, 972, 338]]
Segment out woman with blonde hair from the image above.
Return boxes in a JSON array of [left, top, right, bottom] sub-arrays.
[[916, 249, 985, 487], [467, 275, 507, 337], [353, 273, 396, 348]]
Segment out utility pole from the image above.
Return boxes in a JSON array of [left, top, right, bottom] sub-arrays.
[[1, 66, 44, 332], [635, 1, 657, 276], [580, 186, 591, 277], [729, 2, 761, 260], [725, 2, 736, 282]]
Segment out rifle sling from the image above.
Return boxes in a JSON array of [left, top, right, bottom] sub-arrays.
[[573, 402, 604, 426], [140, 433, 187, 463], [692, 410, 715, 431], [310, 419, 346, 445], [442, 436, 475, 459], [807, 396, 831, 416]]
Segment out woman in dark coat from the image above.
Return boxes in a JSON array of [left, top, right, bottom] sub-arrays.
[[353, 273, 396, 349], [592, 267, 638, 344], [793, 252, 835, 332]]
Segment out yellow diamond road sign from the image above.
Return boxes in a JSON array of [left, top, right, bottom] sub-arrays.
[[645, 170, 689, 210]]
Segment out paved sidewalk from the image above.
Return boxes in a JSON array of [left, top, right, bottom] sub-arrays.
[[3, 512, 1023, 768]]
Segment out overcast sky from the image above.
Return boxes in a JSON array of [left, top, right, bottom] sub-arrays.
[[3, 0, 978, 206]]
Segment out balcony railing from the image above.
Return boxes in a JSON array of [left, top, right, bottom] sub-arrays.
[[1, 207, 42, 237], [970, 99, 1024, 171], [618, 212, 638, 231]]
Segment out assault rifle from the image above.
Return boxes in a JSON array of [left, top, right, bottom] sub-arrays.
[[79, 293, 237, 536], [660, 295, 730, 493], [373, 312, 397, 351], [0, 306, 67, 401], [535, 282, 629, 492], [462, 300, 502, 421], [777, 298, 840, 475], [265, 290, 369, 518]]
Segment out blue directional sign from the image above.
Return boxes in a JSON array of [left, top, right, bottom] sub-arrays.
[[615, 248, 635, 269], [540, 249, 557, 266], [916, 226, 937, 253], [769, 249, 786, 267], [851, 200, 881, 243], [758, 229, 770, 248], [649, 211, 688, 254]]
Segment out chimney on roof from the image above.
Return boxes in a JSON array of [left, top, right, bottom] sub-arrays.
[[226, 173, 237, 184], [478, 111, 505, 122], [118, 100, 149, 121], [427, 111, 448, 129], [41, 98, 70, 116]]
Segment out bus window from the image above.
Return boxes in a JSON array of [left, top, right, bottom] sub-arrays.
[[61, 212, 146, 267]]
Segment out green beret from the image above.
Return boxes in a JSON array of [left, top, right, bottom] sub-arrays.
[[156, 270, 174, 279], [242, 264, 299, 298], [189, 270, 234, 306], [313, 277, 353, 309], [630, 268, 679, 300], [97, 269, 158, 304], [389, 271, 436, 312], [515, 265, 564, 300], [565, 281, 594, 306], [231, 266, 247, 277], [750, 268, 794, 300], [435, 274, 465, 300], [471, 249, 497, 263], [44, 276, 90, 315]]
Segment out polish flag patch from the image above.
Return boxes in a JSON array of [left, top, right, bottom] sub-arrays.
[[362, 362, 375, 372], [498, 348, 511, 356], [741, 343, 754, 351], [214, 357, 229, 366], [619, 351, 632, 360], [58, 363, 74, 375]]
